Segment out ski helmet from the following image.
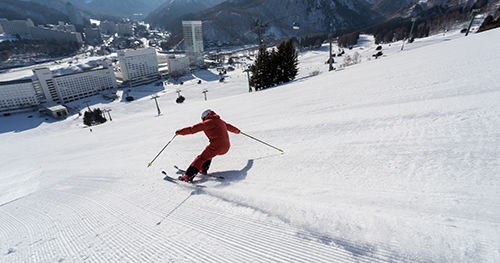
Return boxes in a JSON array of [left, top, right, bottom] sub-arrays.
[[201, 109, 212, 121]]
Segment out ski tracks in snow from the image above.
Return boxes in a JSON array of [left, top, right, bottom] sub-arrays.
[[0, 175, 414, 262]]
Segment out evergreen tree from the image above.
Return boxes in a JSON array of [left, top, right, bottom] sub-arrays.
[[337, 32, 360, 47], [277, 39, 299, 84], [477, 15, 500, 33], [250, 40, 299, 91], [83, 108, 107, 126], [83, 111, 93, 126], [270, 48, 282, 85], [92, 108, 107, 124], [250, 46, 273, 91]]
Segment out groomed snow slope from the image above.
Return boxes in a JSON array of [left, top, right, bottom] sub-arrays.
[[1, 28, 499, 262]]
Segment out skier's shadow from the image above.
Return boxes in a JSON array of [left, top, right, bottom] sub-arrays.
[[212, 159, 253, 187], [174, 159, 253, 187]]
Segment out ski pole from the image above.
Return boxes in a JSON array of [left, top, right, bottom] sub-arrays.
[[148, 134, 177, 167], [240, 132, 283, 153]]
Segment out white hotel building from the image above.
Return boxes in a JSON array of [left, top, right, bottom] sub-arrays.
[[118, 48, 159, 87], [32, 61, 117, 104], [1, 61, 117, 117], [167, 55, 190, 77], [0, 79, 39, 112]]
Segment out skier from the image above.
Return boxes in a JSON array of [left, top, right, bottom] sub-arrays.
[[176, 109, 240, 182]]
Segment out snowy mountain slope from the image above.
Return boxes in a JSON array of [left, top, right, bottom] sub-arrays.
[[146, 0, 380, 42], [144, 0, 226, 29], [84, 0, 168, 17], [18, 0, 169, 19], [1, 29, 500, 262]]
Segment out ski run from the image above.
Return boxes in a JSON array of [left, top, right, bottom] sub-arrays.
[[1, 28, 500, 262]]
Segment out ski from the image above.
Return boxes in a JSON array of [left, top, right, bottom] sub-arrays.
[[162, 171, 206, 188], [174, 165, 225, 180]]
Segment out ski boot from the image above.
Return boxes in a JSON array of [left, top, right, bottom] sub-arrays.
[[178, 174, 194, 182], [201, 160, 211, 175], [179, 166, 199, 182]]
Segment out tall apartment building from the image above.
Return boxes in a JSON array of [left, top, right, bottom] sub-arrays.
[[182, 21, 204, 67], [99, 20, 116, 34], [30, 25, 83, 43], [56, 21, 76, 33], [84, 27, 102, 43], [116, 23, 133, 36], [0, 18, 34, 37], [118, 48, 159, 86], [96, 21, 133, 36], [65, 2, 83, 25], [0, 18, 83, 43]]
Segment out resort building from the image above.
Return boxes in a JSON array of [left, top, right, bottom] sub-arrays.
[[118, 48, 159, 87], [30, 25, 83, 43], [0, 79, 39, 115], [0, 18, 34, 38], [167, 55, 190, 77], [182, 21, 204, 67], [84, 27, 102, 44], [65, 2, 84, 25], [32, 61, 117, 104], [0, 18, 83, 43], [1, 61, 116, 117]]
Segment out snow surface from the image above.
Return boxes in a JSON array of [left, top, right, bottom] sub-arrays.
[[1, 29, 500, 262]]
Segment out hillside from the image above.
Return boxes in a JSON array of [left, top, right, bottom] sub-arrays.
[[0, 0, 69, 25], [146, 0, 381, 44], [84, 0, 167, 18], [0, 0, 167, 22], [1, 29, 500, 262], [145, 0, 226, 30]]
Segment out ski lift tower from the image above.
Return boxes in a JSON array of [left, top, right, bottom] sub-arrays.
[[245, 11, 305, 48], [249, 19, 268, 48], [243, 66, 252, 92], [465, 9, 480, 36]]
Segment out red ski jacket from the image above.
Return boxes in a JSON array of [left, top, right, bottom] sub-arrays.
[[176, 111, 240, 149]]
